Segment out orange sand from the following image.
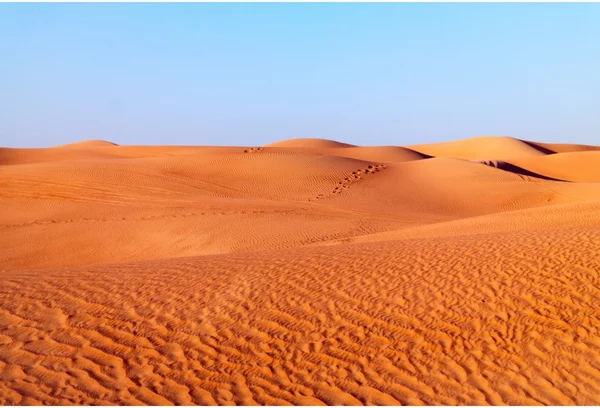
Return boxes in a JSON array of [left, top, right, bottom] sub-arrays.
[[1, 136, 600, 405]]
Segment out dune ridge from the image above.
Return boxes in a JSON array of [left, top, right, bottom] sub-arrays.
[[1, 136, 600, 405]]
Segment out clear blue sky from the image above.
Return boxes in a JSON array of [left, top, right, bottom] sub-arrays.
[[1, 3, 599, 148]]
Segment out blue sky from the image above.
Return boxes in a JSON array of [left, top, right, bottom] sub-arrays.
[[1, 3, 599, 148]]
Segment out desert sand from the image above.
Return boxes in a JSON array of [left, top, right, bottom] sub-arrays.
[[1, 135, 600, 405]]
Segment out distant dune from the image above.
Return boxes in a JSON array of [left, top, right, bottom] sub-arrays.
[[264, 137, 356, 148], [55, 139, 119, 148], [1, 135, 600, 405]]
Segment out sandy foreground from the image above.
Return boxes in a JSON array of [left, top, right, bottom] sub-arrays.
[[1, 136, 600, 405]]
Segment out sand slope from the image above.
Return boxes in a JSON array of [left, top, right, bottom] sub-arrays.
[[1, 136, 600, 405]]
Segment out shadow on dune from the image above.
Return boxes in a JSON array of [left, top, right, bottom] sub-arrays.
[[476, 160, 568, 182], [414, 151, 433, 159], [518, 140, 557, 155]]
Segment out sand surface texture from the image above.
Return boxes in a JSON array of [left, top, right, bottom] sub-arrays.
[[1, 136, 600, 405]]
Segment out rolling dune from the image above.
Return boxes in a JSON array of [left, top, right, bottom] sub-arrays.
[[1, 136, 600, 405]]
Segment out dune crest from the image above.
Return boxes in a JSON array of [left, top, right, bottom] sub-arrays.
[[2, 136, 600, 405]]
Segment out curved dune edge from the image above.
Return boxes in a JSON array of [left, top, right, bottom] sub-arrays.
[[2, 135, 600, 405]]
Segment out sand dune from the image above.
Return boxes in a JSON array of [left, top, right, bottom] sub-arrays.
[[1, 136, 600, 405], [331, 146, 429, 163], [56, 140, 120, 148], [409, 136, 549, 161], [264, 138, 428, 163], [0, 146, 120, 166]]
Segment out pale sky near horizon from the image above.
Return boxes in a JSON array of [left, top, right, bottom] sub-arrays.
[[1, 3, 599, 148]]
